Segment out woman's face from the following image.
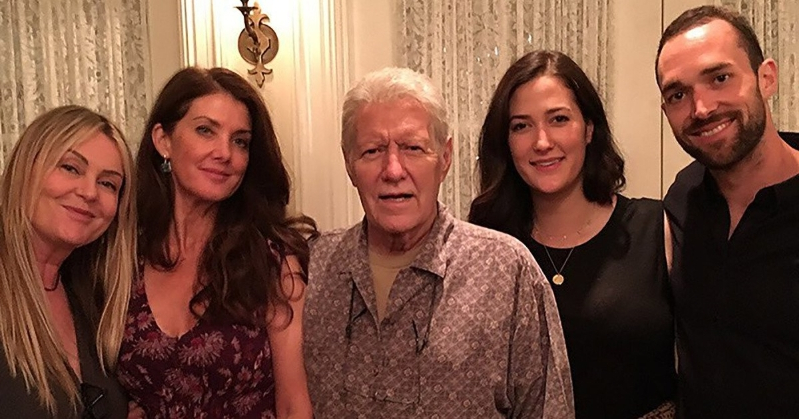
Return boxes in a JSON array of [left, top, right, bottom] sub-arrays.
[[154, 93, 251, 207], [507, 75, 593, 198], [31, 132, 124, 257]]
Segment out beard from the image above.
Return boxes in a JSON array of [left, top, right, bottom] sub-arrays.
[[674, 91, 767, 171]]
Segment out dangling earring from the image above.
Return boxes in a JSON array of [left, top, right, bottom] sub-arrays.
[[160, 155, 172, 173]]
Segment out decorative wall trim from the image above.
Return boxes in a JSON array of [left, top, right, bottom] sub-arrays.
[[177, 0, 363, 230]]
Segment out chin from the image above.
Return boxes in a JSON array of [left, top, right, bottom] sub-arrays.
[[197, 190, 238, 203], [533, 185, 567, 196], [372, 217, 419, 236]]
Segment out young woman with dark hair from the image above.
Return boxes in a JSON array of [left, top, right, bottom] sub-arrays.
[[469, 50, 676, 419]]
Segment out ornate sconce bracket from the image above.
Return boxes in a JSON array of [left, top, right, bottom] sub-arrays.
[[236, 1, 279, 87]]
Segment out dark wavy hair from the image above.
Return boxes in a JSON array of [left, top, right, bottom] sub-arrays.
[[468, 50, 625, 240], [136, 67, 317, 328]]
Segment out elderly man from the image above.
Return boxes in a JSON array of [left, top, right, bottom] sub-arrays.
[[303, 67, 573, 418], [657, 6, 799, 418]]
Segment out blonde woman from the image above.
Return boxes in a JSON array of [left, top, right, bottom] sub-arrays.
[[0, 105, 136, 418]]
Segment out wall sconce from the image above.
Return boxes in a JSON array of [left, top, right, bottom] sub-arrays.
[[235, 0, 279, 87]]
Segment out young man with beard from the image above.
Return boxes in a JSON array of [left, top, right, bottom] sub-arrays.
[[656, 5, 799, 418]]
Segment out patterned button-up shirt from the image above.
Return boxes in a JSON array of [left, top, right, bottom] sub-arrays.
[[304, 205, 574, 418]]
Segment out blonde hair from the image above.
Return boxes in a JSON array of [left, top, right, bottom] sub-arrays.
[[0, 105, 136, 414]]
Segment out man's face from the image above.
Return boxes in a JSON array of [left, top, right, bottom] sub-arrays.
[[346, 98, 451, 244], [657, 19, 768, 170]]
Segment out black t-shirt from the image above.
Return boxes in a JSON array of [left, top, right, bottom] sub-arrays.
[[663, 133, 799, 419], [524, 195, 676, 418]]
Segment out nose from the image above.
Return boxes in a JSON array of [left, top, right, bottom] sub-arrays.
[[381, 147, 407, 182], [532, 128, 554, 152], [76, 176, 99, 201], [691, 88, 717, 120], [212, 138, 233, 161]]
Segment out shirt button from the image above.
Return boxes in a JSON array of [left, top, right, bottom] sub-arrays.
[[374, 389, 386, 401]]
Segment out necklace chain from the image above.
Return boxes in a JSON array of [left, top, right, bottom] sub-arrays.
[[541, 245, 574, 286], [532, 213, 596, 286], [533, 215, 593, 245]]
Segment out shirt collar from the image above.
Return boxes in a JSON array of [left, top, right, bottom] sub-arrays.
[[335, 202, 452, 280], [700, 164, 799, 207]]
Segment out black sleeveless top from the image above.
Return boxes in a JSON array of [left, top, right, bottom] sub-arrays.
[[522, 195, 676, 418], [0, 283, 128, 419]]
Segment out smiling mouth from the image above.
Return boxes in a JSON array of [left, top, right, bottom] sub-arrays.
[[202, 168, 231, 178], [531, 158, 563, 167], [692, 119, 733, 137], [64, 205, 95, 219]]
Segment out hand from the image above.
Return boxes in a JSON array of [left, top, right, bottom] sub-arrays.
[[127, 400, 146, 419]]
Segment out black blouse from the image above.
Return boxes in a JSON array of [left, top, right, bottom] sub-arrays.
[[0, 283, 127, 419], [523, 195, 676, 418]]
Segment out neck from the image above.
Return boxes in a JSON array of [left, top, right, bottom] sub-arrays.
[[171, 193, 217, 258], [368, 215, 436, 256], [531, 181, 614, 247], [712, 126, 799, 209], [31, 234, 70, 290]]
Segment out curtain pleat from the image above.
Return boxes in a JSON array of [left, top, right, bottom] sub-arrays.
[[0, 0, 151, 168], [717, 0, 798, 131]]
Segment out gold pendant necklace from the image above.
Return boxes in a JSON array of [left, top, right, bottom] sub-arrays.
[[541, 245, 575, 286]]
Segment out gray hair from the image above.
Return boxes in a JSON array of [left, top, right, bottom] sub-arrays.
[[341, 67, 449, 160]]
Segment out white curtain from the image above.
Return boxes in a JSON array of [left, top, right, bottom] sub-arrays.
[[717, 0, 799, 131], [0, 0, 151, 167], [398, 0, 610, 219]]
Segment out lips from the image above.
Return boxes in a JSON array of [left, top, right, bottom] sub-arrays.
[[695, 120, 732, 137], [63, 205, 95, 221], [530, 157, 564, 170], [686, 115, 735, 139], [200, 167, 232, 181], [378, 193, 413, 201]]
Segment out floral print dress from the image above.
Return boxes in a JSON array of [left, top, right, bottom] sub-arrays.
[[117, 275, 276, 419]]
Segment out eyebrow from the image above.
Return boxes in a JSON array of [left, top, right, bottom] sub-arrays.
[[192, 116, 252, 135], [700, 62, 732, 76], [509, 106, 571, 120], [661, 62, 733, 94], [67, 149, 124, 179]]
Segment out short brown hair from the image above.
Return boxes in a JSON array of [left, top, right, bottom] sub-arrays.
[[656, 5, 764, 85]]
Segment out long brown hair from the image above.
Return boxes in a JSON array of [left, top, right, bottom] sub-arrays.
[[468, 50, 624, 240], [136, 67, 317, 327]]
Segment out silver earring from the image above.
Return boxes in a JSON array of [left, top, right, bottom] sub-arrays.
[[160, 155, 172, 173]]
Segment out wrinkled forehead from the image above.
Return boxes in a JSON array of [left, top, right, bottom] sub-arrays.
[[355, 100, 435, 138]]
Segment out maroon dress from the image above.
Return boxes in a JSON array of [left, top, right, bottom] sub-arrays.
[[117, 275, 276, 419]]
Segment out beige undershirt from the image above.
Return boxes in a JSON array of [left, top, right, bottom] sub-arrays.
[[368, 244, 424, 322]]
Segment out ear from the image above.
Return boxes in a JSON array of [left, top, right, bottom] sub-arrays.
[[757, 58, 778, 100], [151, 123, 172, 158], [345, 157, 357, 187], [439, 136, 453, 178], [585, 121, 595, 144]]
